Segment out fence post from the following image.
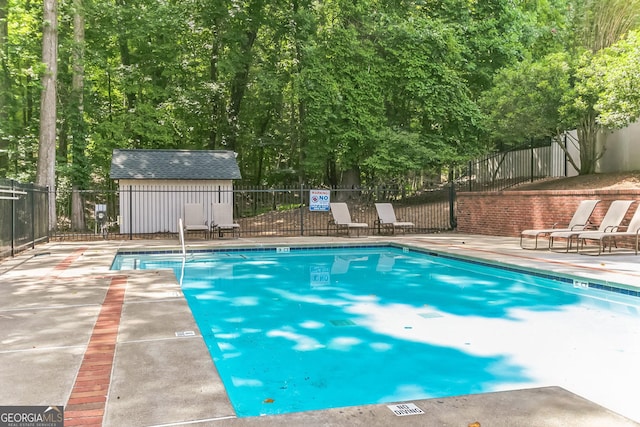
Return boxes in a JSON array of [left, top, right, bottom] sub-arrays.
[[129, 185, 133, 240], [564, 133, 568, 177], [449, 169, 457, 229], [44, 186, 50, 241], [300, 184, 304, 236], [10, 180, 15, 256], [30, 187, 35, 249], [530, 139, 534, 182]]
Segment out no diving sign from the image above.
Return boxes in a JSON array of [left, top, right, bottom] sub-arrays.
[[387, 402, 425, 416], [309, 189, 330, 211]]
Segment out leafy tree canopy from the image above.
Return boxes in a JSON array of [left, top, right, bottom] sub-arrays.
[[479, 0, 640, 174], [5, 0, 634, 187], [590, 30, 640, 128]]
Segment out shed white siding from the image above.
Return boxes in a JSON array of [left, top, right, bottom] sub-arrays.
[[117, 179, 234, 233]]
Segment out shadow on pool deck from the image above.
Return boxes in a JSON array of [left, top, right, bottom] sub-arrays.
[[0, 234, 639, 427]]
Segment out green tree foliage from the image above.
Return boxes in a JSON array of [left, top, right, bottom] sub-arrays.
[[481, 0, 640, 175], [480, 53, 573, 143], [0, 0, 42, 181], [589, 31, 640, 129], [375, 15, 487, 171], [300, 0, 386, 187], [3, 0, 614, 189]]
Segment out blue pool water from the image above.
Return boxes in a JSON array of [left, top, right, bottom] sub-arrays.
[[111, 245, 640, 418]]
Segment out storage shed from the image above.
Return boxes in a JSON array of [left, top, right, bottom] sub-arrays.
[[109, 149, 241, 234]]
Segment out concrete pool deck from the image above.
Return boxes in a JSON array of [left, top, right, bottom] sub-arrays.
[[1, 233, 639, 427]]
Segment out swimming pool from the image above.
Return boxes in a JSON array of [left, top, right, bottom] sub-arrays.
[[111, 245, 640, 418]]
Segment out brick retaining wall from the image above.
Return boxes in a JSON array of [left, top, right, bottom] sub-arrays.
[[456, 190, 640, 238]]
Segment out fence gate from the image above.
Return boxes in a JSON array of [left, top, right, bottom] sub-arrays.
[[0, 179, 49, 259]]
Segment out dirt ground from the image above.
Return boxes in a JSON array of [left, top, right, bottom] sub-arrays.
[[241, 172, 640, 234], [510, 171, 640, 191]]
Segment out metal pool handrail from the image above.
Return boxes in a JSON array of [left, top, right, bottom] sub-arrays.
[[178, 218, 186, 257], [178, 218, 187, 286]]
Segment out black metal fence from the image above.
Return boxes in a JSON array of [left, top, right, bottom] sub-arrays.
[[49, 185, 455, 241], [0, 179, 49, 259], [1, 144, 561, 260], [461, 142, 556, 192]]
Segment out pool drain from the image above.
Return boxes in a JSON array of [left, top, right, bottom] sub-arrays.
[[329, 319, 356, 327]]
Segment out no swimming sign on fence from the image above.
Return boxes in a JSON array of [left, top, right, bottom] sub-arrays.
[[309, 189, 330, 211]]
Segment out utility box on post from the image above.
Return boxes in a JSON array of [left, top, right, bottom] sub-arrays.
[[95, 204, 107, 236]]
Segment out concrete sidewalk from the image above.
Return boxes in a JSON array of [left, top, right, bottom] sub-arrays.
[[1, 234, 639, 427]]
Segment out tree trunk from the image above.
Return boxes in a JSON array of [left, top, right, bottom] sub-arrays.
[[291, 0, 306, 184], [336, 167, 361, 202], [116, 0, 135, 112], [340, 167, 361, 189], [577, 112, 602, 175], [36, 0, 58, 230], [0, 0, 9, 173], [326, 152, 338, 187], [205, 2, 229, 150], [552, 132, 580, 175], [208, 25, 220, 149], [226, 28, 257, 152], [71, 186, 85, 231], [71, 0, 86, 231]]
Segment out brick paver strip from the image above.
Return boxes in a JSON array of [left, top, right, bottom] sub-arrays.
[[64, 275, 127, 426], [49, 247, 88, 277]]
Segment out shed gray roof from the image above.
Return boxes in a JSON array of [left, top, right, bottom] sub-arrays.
[[109, 149, 242, 180]]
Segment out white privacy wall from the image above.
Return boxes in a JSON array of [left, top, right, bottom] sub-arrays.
[[597, 121, 640, 173], [117, 179, 234, 233]]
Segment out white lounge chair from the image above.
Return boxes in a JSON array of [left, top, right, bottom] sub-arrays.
[[183, 203, 209, 238], [376, 253, 397, 272], [211, 203, 240, 238], [520, 199, 600, 249], [331, 255, 368, 274], [328, 203, 368, 236], [549, 200, 634, 252], [578, 203, 640, 255], [374, 203, 414, 234]]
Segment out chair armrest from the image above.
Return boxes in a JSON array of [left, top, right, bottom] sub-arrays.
[[570, 220, 593, 230]]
